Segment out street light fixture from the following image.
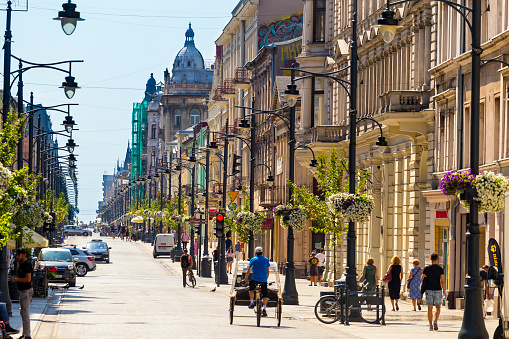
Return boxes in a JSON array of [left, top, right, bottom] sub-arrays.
[[284, 84, 299, 107], [60, 76, 80, 99], [62, 115, 76, 134], [68, 154, 77, 166], [373, 7, 399, 43], [54, 0, 85, 36], [66, 139, 77, 153]]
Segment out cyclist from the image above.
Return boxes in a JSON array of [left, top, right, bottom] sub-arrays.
[[242, 246, 270, 317], [181, 249, 193, 288]]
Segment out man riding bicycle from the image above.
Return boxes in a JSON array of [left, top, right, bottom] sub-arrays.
[[243, 246, 270, 317], [181, 249, 193, 288]]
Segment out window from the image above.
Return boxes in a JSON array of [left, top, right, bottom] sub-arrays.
[[311, 78, 324, 127], [151, 124, 156, 139], [174, 110, 181, 129], [151, 151, 156, 168], [190, 109, 200, 126], [313, 0, 326, 43]]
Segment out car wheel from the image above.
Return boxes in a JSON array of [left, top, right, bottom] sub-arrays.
[[76, 264, 88, 277], [69, 278, 76, 287], [106, 259, 110, 263], [153, 252, 158, 258]]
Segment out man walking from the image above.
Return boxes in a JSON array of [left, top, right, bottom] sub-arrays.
[[242, 247, 270, 317], [181, 231, 190, 249], [316, 248, 325, 285], [234, 241, 242, 261], [421, 253, 446, 331], [9, 248, 33, 339], [180, 249, 193, 288]]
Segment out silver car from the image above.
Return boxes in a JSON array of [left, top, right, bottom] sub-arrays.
[[63, 225, 92, 236], [63, 246, 97, 277]]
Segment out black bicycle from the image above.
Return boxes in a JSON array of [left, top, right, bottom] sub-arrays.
[[186, 269, 196, 288]]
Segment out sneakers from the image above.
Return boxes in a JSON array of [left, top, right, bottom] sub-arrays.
[[429, 325, 434, 331], [261, 309, 268, 317], [5, 326, 19, 335], [433, 321, 438, 330], [248, 303, 255, 309]]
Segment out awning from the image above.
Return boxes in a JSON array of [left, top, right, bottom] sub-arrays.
[[131, 216, 144, 224], [7, 227, 49, 249]]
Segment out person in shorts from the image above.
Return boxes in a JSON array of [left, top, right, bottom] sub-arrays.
[[308, 252, 319, 286], [421, 253, 446, 331], [316, 248, 325, 285], [242, 246, 270, 317]]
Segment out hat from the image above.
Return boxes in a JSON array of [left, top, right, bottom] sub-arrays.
[[255, 246, 263, 253], [16, 248, 27, 255]]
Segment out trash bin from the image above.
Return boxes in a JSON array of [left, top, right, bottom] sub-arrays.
[[201, 256, 212, 278]]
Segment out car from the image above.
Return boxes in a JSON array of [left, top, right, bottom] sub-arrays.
[[153, 234, 175, 258], [35, 248, 77, 287], [63, 225, 92, 237], [63, 246, 97, 277], [85, 239, 111, 263]]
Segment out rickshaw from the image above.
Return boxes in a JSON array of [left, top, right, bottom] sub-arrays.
[[229, 260, 283, 327]]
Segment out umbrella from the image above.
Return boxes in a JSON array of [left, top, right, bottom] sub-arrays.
[[131, 216, 144, 224], [7, 227, 49, 249]]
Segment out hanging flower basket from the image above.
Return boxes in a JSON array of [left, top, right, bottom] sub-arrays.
[[439, 169, 474, 196], [327, 192, 375, 223], [236, 211, 265, 233], [272, 204, 308, 231]]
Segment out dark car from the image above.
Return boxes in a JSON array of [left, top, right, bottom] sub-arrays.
[[85, 239, 111, 263], [35, 248, 77, 287]]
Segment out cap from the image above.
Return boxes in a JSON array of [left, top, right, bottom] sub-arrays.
[[255, 246, 263, 254], [16, 248, 27, 255]]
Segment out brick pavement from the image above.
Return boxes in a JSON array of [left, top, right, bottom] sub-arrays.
[[29, 236, 499, 338]]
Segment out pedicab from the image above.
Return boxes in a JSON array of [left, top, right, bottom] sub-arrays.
[[229, 260, 282, 327]]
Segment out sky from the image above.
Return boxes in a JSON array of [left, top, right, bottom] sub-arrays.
[[2, 0, 238, 222]]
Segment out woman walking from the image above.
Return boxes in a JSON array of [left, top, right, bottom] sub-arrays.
[[226, 247, 234, 273], [408, 259, 423, 311], [387, 255, 403, 311], [361, 258, 378, 293]]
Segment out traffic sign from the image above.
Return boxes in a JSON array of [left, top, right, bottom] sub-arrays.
[[190, 219, 206, 225]]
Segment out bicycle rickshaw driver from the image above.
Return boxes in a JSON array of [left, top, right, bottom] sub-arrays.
[[181, 249, 193, 288], [242, 246, 270, 317]]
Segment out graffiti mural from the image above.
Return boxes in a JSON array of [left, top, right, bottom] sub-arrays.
[[258, 13, 303, 49], [276, 39, 302, 76]]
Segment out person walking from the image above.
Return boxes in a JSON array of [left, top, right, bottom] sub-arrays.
[[234, 241, 242, 261], [408, 259, 423, 311], [9, 248, 33, 339], [181, 231, 190, 249], [315, 248, 325, 285], [180, 249, 193, 288], [386, 255, 403, 311], [242, 247, 270, 317], [421, 253, 446, 331], [308, 252, 319, 286], [226, 247, 234, 273], [361, 258, 378, 293], [480, 264, 490, 300]]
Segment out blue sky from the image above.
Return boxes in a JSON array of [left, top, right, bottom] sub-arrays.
[[3, 0, 238, 222]]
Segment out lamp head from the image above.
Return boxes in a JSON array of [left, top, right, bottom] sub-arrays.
[[66, 139, 77, 153], [284, 84, 299, 107], [376, 136, 388, 151], [62, 115, 76, 134], [239, 118, 250, 131], [68, 154, 77, 166], [154, 173, 160, 179], [375, 9, 399, 43], [266, 175, 275, 186], [188, 154, 196, 168], [164, 168, 171, 176], [207, 141, 218, 149], [60, 76, 80, 99], [54, 1, 85, 36], [309, 158, 318, 167], [146, 175, 153, 184]]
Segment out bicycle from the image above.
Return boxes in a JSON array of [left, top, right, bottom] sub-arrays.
[[186, 269, 196, 288]]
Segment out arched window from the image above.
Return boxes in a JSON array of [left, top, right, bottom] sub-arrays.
[[190, 109, 200, 126], [174, 110, 181, 128], [151, 151, 156, 168], [187, 61, 191, 67]]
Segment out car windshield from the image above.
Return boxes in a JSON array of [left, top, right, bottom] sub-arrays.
[[40, 251, 72, 262], [87, 242, 107, 249]]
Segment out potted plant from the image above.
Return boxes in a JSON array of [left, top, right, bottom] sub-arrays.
[[327, 192, 375, 223], [273, 204, 308, 231], [235, 211, 265, 234]]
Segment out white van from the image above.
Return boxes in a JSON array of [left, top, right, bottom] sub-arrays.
[[153, 234, 175, 258]]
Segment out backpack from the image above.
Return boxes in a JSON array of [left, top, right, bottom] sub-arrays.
[[181, 254, 190, 268]]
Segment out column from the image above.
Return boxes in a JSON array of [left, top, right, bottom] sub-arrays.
[[369, 158, 383, 266], [301, 77, 313, 130]]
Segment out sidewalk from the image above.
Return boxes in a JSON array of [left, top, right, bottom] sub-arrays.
[[137, 241, 500, 338]]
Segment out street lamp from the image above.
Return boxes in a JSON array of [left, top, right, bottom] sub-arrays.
[[68, 154, 77, 166], [375, 1, 486, 337], [62, 115, 76, 134], [60, 76, 80, 99], [373, 6, 399, 43], [66, 139, 77, 153], [54, 0, 85, 36]]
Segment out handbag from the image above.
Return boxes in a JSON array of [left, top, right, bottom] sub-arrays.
[[382, 266, 392, 283], [407, 267, 421, 289]]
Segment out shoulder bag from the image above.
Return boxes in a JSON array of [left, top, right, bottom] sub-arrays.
[[382, 265, 392, 283], [407, 267, 421, 289]]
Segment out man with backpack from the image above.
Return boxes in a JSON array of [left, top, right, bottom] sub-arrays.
[[180, 249, 193, 288]]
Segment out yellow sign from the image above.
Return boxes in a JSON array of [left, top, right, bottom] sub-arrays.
[[227, 191, 239, 202]]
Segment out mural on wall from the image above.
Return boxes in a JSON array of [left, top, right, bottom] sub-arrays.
[[275, 39, 302, 76], [258, 13, 303, 49]]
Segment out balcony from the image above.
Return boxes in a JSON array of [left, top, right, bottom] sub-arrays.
[[311, 125, 348, 143], [259, 186, 283, 209], [379, 90, 425, 113], [222, 79, 236, 99], [233, 67, 250, 90]]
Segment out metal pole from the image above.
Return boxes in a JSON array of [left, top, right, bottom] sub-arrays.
[[458, 0, 488, 337], [219, 118, 229, 285], [282, 69, 298, 305], [36, 116, 41, 199], [16, 61, 23, 170], [346, 0, 359, 295], [190, 164, 196, 268], [28, 93, 34, 174], [177, 163, 183, 252], [248, 100, 255, 259], [2, 0, 12, 126], [204, 132, 210, 256], [160, 172, 163, 234]]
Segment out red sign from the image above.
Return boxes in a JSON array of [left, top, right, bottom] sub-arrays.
[[190, 219, 206, 225], [262, 218, 273, 231], [436, 211, 448, 219]]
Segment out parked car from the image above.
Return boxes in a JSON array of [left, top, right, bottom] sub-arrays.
[[35, 248, 77, 287], [153, 234, 175, 258], [63, 246, 96, 277], [63, 225, 92, 237], [85, 239, 111, 263]]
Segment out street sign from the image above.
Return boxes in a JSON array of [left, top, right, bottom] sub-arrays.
[[262, 218, 273, 231], [209, 208, 218, 216], [190, 219, 206, 225], [228, 202, 237, 211]]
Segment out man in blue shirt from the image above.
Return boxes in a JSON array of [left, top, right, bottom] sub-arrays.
[[243, 246, 270, 317]]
